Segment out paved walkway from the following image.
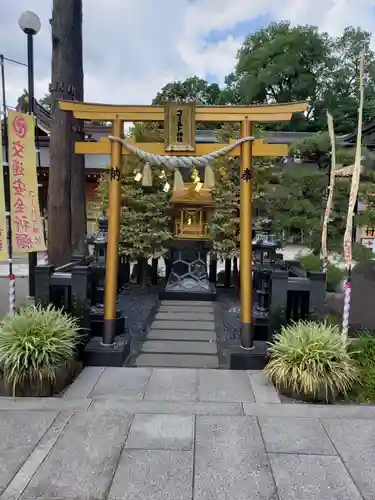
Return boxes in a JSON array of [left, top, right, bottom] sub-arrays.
[[137, 300, 219, 368], [0, 367, 374, 499]]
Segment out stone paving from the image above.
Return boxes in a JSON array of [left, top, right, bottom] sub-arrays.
[[0, 367, 374, 499], [137, 301, 219, 368]]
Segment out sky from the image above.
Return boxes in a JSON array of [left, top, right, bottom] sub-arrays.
[[1, 0, 375, 110]]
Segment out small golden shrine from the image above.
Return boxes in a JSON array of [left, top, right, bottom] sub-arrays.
[[171, 183, 214, 240]]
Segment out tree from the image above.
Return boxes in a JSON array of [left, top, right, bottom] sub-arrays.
[[225, 21, 332, 130], [209, 157, 239, 260], [224, 22, 375, 134], [98, 126, 172, 288], [48, 0, 86, 264], [98, 155, 172, 288], [152, 77, 225, 105], [268, 168, 346, 252], [321, 27, 375, 133], [290, 132, 356, 169]]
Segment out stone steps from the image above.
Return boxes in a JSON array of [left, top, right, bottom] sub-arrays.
[[147, 329, 216, 341], [135, 300, 219, 369], [155, 312, 214, 321], [136, 353, 219, 368], [160, 300, 214, 307], [159, 304, 214, 313], [151, 320, 215, 330], [142, 340, 217, 355]]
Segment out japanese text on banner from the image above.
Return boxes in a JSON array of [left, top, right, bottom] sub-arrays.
[[0, 129, 9, 261], [8, 111, 46, 253]]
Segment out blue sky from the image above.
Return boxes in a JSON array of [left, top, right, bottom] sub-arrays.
[[2, 0, 375, 107]]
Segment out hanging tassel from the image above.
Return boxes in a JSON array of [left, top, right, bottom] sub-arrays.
[[204, 164, 215, 189], [173, 169, 184, 191], [141, 162, 153, 186]]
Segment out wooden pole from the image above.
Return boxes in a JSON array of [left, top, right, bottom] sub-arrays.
[[103, 117, 123, 345], [239, 120, 254, 349]]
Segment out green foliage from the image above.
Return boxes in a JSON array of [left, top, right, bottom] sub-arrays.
[[290, 132, 356, 168], [347, 334, 375, 403], [352, 243, 374, 263], [324, 27, 375, 133], [208, 157, 239, 259], [130, 122, 164, 142], [225, 23, 375, 133], [235, 22, 331, 103], [0, 305, 78, 395], [119, 158, 173, 259], [265, 321, 359, 402], [208, 127, 281, 259], [267, 164, 362, 253], [152, 76, 225, 105], [299, 254, 344, 292], [98, 124, 173, 261]]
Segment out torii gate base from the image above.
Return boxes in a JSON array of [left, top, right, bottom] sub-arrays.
[[59, 99, 307, 368]]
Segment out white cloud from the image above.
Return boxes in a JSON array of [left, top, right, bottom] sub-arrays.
[[1, 0, 375, 110]]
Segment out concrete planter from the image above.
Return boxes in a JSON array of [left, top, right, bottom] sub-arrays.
[[0, 361, 82, 397], [276, 382, 337, 404]]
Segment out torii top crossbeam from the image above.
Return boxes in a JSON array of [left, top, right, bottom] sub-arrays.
[[59, 100, 307, 122], [59, 100, 308, 158]]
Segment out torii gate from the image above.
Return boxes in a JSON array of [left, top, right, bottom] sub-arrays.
[[59, 100, 308, 351]]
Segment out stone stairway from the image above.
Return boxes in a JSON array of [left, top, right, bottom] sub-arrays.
[[136, 300, 219, 368]]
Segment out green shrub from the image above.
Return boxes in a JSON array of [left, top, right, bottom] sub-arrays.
[[0, 305, 79, 395], [264, 321, 359, 402], [299, 254, 344, 292], [347, 334, 375, 403], [352, 243, 374, 263]]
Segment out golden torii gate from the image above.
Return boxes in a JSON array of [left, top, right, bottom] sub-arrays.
[[59, 100, 307, 351]]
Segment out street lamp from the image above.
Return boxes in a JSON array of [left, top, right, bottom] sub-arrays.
[[18, 11, 41, 298]]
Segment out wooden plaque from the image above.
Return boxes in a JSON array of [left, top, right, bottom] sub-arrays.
[[164, 103, 196, 152]]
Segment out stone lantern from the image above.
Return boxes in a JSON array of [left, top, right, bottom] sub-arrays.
[[253, 219, 280, 318], [87, 215, 126, 340], [87, 216, 108, 304]]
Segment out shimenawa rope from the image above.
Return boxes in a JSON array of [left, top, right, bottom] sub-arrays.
[[108, 135, 255, 168]]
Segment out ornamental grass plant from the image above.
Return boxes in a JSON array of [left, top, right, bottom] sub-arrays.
[[347, 334, 375, 403], [264, 321, 359, 402], [0, 305, 79, 396]]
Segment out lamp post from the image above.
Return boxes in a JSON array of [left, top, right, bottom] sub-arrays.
[[18, 11, 41, 298]]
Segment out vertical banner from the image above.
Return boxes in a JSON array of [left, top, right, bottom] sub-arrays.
[[7, 111, 46, 253], [0, 128, 9, 261], [321, 112, 337, 273], [342, 52, 365, 338], [343, 53, 365, 270]]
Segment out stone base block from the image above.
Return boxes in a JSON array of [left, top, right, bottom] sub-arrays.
[[83, 336, 130, 367], [230, 341, 268, 370]]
